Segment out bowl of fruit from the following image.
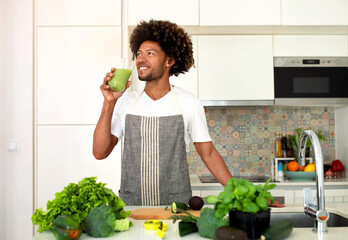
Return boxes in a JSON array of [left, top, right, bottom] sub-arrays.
[[283, 161, 316, 180]]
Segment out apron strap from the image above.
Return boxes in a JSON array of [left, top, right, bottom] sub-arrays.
[[171, 87, 181, 115], [127, 89, 144, 114]]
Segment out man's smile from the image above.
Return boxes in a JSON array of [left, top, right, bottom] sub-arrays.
[[138, 64, 150, 71]]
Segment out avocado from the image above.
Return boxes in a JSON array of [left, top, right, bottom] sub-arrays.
[[216, 226, 248, 240], [188, 196, 204, 210]]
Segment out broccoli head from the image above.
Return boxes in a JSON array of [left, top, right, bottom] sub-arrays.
[[85, 205, 116, 237], [196, 208, 229, 240], [85, 205, 132, 237]]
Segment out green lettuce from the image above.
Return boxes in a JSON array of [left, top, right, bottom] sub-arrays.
[[32, 177, 130, 232]]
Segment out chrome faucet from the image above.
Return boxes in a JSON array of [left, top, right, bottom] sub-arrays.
[[299, 130, 329, 233]]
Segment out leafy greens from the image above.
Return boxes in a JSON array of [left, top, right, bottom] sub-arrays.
[[32, 177, 130, 232]]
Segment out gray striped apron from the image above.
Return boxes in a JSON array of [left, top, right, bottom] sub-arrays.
[[119, 88, 192, 206]]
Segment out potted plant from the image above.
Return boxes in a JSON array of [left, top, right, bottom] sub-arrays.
[[288, 128, 325, 159], [206, 178, 276, 240]]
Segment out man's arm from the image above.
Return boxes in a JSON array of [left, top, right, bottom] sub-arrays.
[[93, 68, 131, 159], [93, 100, 118, 159], [194, 141, 233, 186]]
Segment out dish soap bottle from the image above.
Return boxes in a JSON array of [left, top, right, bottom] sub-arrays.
[[277, 162, 284, 182]]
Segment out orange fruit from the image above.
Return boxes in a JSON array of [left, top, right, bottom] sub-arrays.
[[304, 163, 315, 172], [287, 161, 299, 172]]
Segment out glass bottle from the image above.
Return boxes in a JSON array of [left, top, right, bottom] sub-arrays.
[[281, 133, 288, 158], [275, 132, 282, 158]]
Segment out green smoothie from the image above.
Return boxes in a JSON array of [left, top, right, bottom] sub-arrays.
[[108, 68, 132, 92]]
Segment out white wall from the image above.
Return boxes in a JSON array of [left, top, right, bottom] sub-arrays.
[[0, 0, 7, 238], [336, 106, 348, 177], [1, 0, 34, 239]]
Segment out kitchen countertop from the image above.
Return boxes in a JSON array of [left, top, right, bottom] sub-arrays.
[[191, 177, 348, 189], [33, 203, 348, 240]]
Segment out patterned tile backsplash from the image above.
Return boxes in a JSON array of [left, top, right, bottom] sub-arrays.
[[188, 106, 335, 182]]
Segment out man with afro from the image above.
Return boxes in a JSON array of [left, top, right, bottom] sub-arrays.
[[93, 20, 233, 206]]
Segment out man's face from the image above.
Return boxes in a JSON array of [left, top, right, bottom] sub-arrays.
[[136, 41, 169, 81]]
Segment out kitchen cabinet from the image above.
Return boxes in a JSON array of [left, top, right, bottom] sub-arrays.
[[198, 35, 274, 101], [282, 0, 348, 25], [273, 35, 348, 56], [291, 189, 348, 205], [169, 36, 198, 97], [37, 27, 122, 124], [37, 125, 121, 209], [36, 0, 124, 215], [36, 0, 121, 26], [128, 0, 199, 26], [200, 0, 281, 26]]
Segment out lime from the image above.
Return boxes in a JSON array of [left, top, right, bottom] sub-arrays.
[[283, 162, 289, 172]]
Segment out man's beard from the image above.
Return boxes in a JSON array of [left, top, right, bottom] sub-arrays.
[[138, 61, 166, 81], [139, 72, 157, 81]]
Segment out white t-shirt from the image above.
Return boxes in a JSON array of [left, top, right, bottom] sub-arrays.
[[111, 85, 211, 152]]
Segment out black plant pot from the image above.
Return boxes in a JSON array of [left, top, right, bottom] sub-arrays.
[[229, 209, 270, 240]]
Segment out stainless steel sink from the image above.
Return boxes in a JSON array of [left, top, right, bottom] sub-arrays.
[[271, 212, 348, 227]]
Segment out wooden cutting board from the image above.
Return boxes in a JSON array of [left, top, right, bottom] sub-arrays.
[[129, 208, 201, 220]]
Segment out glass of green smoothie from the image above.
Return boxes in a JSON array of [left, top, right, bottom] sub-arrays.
[[108, 58, 134, 92]]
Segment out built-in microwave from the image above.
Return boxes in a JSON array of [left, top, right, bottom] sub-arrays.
[[274, 57, 348, 105]]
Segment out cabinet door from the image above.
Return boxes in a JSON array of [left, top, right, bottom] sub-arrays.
[[198, 36, 274, 101], [200, 0, 281, 26], [128, 0, 199, 26], [282, 0, 348, 25], [37, 27, 121, 125], [37, 126, 122, 208], [170, 36, 198, 97], [37, 0, 121, 26], [274, 35, 348, 56]]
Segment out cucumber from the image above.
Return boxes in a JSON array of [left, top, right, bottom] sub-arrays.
[[171, 202, 189, 213], [260, 219, 293, 240], [178, 221, 198, 236]]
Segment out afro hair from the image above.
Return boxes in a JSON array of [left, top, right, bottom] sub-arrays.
[[129, 19, 194, 77]]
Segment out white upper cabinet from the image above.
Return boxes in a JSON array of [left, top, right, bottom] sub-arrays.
[[274, 35, 348, 56], [37, 27, 122, 124], [128, 0, 199, 26], [36, 0, 121, 26], [282, 0, 348, 25], [170, 36, 198, 97], [200, 0, 281, 26], [198, 36, 274, 101]]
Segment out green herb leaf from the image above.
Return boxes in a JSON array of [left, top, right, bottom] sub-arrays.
[[205, 195, 219, 204], [234, 185, 248, 197], [242, 202, 260, 214], [218, 191, 228, 200], [224, 184, 234, 193], [256, 196, 268, 210], [234, 199, 242, 211], [223, 192, 235, 204], [215, 208, 226, 219]]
